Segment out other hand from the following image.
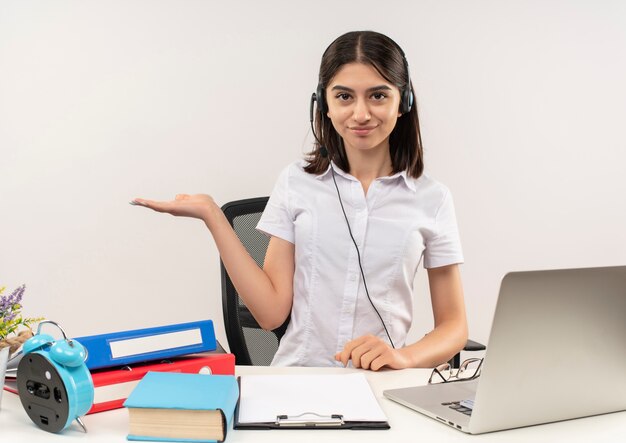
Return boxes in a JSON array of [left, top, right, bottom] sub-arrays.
[[334, 334, 412, 371]]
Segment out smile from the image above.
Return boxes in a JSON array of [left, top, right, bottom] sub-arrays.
[[349, 126, 377, 136]]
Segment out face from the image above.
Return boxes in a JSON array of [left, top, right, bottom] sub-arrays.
[[325, 62, 402, 156]]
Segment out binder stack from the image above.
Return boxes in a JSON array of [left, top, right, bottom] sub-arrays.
[[3, 319, 235, 414], [68, 319, 234, 414]]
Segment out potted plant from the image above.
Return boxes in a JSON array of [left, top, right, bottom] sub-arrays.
[[0, 284, 42, 408]]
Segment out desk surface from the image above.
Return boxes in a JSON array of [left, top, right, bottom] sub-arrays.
[[1, 366, 625, 442]]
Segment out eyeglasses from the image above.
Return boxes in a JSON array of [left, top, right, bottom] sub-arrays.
[[428, 358, 484, 384]]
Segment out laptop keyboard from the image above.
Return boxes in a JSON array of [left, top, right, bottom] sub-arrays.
[[442, 399, 474, 416]]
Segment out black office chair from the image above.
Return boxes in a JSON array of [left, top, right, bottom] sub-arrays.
[[220, 197, 289, 366], [220, 197, 484, 367]]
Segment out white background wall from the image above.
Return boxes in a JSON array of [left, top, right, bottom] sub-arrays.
[[1, 0, 625, 358]]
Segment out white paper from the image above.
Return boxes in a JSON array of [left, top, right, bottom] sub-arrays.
[[238, 373, 388, 423]]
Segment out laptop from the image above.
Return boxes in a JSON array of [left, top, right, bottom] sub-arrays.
[[383, 266, 626, 434]]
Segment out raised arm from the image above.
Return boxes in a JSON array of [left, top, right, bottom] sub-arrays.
[[132, 194, 294, 330]]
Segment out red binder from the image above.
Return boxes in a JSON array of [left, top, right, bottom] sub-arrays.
[[88, 352, 235, 414], [3, 378, 17, 394]]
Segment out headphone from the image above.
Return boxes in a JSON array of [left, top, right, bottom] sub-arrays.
[[312, 42, 414, 117], [17, 321, 94, 433]]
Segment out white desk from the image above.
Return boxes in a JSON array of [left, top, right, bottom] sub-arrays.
[[2, 366, 625, 442]]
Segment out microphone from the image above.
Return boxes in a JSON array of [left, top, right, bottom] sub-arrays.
[[309, 93, 316, 124], [310, 92, 330, 159]]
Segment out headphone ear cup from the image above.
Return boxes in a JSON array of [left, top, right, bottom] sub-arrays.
[[316, 84, 327, 114], [401, 87, 413, 114]]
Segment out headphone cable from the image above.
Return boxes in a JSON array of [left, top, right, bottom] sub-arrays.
[[328, 165, 396, 349]]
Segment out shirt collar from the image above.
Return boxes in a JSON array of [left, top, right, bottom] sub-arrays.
[[380, 169, 417, 192], [315, 162, 416, 192], [314, 161, 346, 180]]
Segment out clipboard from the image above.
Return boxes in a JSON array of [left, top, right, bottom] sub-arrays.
[[234, 373, 390, 430]]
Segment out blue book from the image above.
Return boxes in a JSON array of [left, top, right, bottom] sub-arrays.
[[124, 372, 239, 443], [75, 320, 216, 370]]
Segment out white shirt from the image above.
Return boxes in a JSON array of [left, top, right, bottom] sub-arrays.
[[256, 160, 464, 367]]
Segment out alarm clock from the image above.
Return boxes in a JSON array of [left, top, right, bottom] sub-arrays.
[[17, 320, 94, 433]]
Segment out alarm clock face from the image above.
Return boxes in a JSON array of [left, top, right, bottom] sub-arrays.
[[17, 353, 70, 433]]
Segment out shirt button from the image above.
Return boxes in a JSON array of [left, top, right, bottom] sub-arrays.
[[349, 273, 357, 281]]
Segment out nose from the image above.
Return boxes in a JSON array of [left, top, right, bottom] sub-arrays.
[[352, 99, 371, 123]]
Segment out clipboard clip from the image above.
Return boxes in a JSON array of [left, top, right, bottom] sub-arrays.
[[275, 412, 345, 427]]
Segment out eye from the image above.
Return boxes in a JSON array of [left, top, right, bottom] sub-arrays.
[[335, 92, 352, 101], [371, 92, 387, 101]]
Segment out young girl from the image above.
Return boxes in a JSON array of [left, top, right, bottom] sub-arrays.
[[133, 31, 468, 371]]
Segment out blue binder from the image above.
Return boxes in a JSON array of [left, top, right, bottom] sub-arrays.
[[75, 320, 217, 370]]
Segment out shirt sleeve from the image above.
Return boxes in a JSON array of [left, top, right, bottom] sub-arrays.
[[256, 165, 295, 244], [423, 188, 464, 268]]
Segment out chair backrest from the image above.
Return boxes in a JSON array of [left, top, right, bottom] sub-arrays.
[[220, 197, 289, 366]]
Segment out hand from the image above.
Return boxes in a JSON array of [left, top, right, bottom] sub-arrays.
[[335, 334, 413, 371], [131, 194, 217, 222]]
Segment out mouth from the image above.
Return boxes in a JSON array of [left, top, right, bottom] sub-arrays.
[[349, 126, 377, 136]]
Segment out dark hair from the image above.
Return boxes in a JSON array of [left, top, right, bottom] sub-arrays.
[[304, 31, 424, 179]]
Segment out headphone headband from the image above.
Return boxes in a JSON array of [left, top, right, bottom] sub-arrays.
[[314, 35, 413, 116]]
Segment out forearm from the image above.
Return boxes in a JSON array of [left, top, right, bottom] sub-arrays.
[[203, 203, 292, 330], [400, 319, 468, 368], [336, 318, 467, 371]]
